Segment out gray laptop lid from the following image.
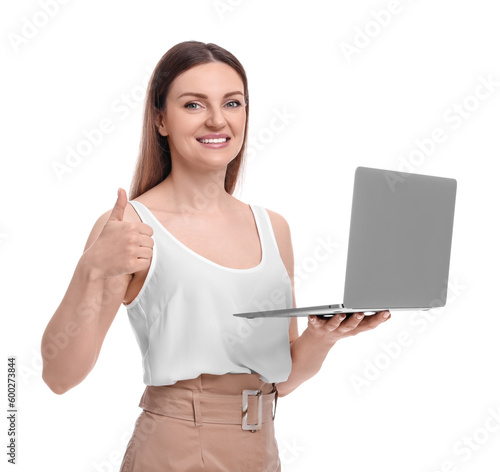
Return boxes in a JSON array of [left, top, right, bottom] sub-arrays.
[[343, 167, 457, 310]]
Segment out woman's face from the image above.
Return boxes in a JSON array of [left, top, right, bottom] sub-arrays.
[[158, 61, 247, 172]]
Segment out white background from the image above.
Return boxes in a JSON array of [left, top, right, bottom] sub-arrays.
[[2, 0, 500, 471]]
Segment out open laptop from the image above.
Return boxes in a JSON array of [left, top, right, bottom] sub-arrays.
[[234, 166, 457, 319]]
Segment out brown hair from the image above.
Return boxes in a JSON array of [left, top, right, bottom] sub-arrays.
[[129, 41, 249, 200]]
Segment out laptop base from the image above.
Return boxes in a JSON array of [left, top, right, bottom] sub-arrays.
[[233, 304, 432, 319]]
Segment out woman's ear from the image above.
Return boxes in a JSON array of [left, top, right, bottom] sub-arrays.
[[155, 112, 168, 137]]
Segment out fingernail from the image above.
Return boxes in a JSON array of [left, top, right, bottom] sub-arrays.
[[383, 312, 390, 318], [338, 314, 346, 320], [356, 314, 363, 319]]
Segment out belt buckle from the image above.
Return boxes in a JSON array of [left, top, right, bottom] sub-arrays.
[[242, 389, 262, 432]]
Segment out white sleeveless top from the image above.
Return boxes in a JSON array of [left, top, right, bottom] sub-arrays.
[[124, 200, 293, 386]]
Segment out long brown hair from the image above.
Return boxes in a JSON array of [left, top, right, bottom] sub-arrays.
[[129, 41, 249, 200]]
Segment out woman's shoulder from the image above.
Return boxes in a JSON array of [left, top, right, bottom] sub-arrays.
[[230, 197, 291, 241], [249, 203, 290, 236], [247, 202, 292, 255], [231, 196, 287, 223]]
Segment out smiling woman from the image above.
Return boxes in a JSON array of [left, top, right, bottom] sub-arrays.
[[41, 40, 293, 472], [116, 43, 291, 471]]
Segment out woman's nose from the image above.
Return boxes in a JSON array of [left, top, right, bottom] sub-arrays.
[[206, 107, 227, 128]]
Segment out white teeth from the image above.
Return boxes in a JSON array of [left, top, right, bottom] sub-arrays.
[[199, 138, 227, 144]]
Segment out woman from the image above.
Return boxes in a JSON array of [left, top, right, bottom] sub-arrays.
[[41, 41, 391, 471]]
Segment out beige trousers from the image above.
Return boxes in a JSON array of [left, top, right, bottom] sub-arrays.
[[119, 373, 281, 471]]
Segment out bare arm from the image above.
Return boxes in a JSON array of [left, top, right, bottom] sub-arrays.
[[40, 241, 130, 395], [41, 189, 153, 394]]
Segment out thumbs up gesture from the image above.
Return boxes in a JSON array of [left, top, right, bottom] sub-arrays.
[[86, 188, 154, 279]]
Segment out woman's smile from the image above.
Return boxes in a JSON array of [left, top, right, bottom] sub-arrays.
[[196, 133, 231, 148]]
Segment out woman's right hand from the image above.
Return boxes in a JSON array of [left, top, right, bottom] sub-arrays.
[[84, 188, 154, 279]]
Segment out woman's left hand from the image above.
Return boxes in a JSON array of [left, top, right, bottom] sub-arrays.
[[307, 311, 391, 344]]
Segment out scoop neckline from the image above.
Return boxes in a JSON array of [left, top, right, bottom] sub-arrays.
[[129, 200, 265, 272]]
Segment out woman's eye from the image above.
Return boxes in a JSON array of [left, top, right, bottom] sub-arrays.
[[185, 102, 201, 109], [225, 100, 241, 108]]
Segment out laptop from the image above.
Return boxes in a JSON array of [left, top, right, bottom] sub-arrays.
[[234, 166, 457, 319]]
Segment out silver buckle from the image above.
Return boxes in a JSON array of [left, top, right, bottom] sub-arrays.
[[242, 389, 262, 432]]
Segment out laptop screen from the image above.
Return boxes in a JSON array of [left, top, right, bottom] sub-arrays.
[[343, 167, 457, 310]]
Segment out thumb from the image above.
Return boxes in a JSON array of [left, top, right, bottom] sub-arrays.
[[109, 187, 127, 221]]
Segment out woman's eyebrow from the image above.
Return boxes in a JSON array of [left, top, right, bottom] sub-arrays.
[[176, 91, 244, 99]]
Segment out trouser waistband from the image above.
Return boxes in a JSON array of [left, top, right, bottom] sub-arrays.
[[139, 382, 279, 432]]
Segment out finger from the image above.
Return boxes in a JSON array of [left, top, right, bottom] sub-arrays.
[[336, 312, 365, 331], [138, 222, 154, 237], [374, 310, 391, 321], [356, 311, 391, 331], [323, 313, 348, 330], [358, 311, 390, 324], [136, 247, 153, 260], [138, 234, 155, 248], [308, 315, 327, 326], [109, 187, 127, 222]]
